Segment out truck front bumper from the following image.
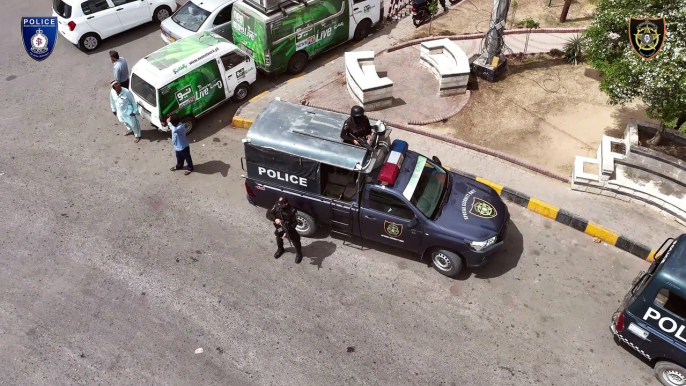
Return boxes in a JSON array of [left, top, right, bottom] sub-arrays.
[[462, 240, 505, 268]]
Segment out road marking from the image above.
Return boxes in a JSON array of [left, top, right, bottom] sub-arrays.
[[352, 40, 364, 48], [323, 54, 340, 63], [475, 176, 503, 195], [647, 250, 657, 263], [527, 198, 559, 220], [248, 91, 270, 102], [584, 222, 619, 246], [287, 73, 306, 83], [231, 116, 254, 130]]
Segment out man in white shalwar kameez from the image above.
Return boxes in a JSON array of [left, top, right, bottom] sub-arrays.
[[109, 80, 142, 143]]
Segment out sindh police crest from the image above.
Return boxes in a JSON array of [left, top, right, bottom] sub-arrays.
[[384, 221, 403, 238], [21, 17, 58, 61], [629, 17, 666, 60], [470, 198, 497, 219]]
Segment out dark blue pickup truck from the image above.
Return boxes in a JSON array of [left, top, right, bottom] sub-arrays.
[[240, 99, 510, 277]]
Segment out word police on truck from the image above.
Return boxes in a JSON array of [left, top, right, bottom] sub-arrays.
[[240, 99, 510, 278]]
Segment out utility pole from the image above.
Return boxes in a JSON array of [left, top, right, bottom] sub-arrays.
[[470, 0, 512, 82], [559, 0, 572, 23]]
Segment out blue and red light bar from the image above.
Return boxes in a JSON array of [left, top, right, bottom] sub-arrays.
[[378, 140, 408, 185]]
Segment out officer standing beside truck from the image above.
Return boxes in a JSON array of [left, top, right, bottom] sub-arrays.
[[269, 197, 304, 264]]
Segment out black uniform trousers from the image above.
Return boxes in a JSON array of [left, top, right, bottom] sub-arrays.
[[175, 146, 194, 171], [275, 227, 302, 253]]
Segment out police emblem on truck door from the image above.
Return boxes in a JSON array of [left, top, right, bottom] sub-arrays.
[[470, 198, 497, 218], [384, 221, 403, 237]]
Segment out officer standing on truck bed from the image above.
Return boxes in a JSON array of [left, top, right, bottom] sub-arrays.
[[340, 106, 373, 147], [270, 197, 303, 264]]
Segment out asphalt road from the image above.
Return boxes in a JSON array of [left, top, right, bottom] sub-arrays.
[[1, 1, 659, 385]]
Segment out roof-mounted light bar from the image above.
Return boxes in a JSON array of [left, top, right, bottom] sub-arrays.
[[378, 140, 408, 185]]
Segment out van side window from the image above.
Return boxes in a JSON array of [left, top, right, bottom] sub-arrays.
[[221, 52, 245, 70], [655, 288, 686, 318], [81, 0, 110, 15], [368, 190, 414, 220]]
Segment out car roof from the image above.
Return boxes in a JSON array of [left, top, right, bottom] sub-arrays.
[[245, 100, 373, 171], [192, 0, 236, 12]]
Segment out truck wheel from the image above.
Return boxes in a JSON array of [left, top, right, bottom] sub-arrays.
[[79, 33, 101, 52], [180, 116, 196, 134], [655, 361, 686, 386], [430, 249, 463, 278], [353, 20, 372, 41], [287, 52, 308, 74], [153, 5, 172, 22], [232, 83, 250, 102], [295, 212, 317, 237]]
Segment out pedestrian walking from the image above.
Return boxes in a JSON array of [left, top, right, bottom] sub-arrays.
[[109, 80, 142, 143], [269, 197, 303, 264], [110, 50, 129, 89], [439, 0, 447, 12], [165, 114, 194, 175]]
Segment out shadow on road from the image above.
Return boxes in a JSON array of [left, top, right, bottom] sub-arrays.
[[193, 160, 231, 176], [87, 23, 162, 56], [471, 219, 524, 279], [304, 240, 337, 269]]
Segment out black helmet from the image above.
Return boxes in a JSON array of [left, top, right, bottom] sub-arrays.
[[351, 106, 365, 117], [279, 197, 289, 205]]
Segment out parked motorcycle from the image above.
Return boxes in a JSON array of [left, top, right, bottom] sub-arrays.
[[411, 0, 433, 27]]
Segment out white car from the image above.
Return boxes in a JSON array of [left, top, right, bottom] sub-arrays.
[[160, 0, 237, 44], [52, 0, 178, 52]]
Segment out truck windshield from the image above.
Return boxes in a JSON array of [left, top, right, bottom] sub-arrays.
[[130, 74, 157, 107], [172, 1, 211, 32], [404, 156, 448, 219]]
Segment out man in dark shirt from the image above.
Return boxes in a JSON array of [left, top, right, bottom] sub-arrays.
[[340, 105, 374, 146], [269, 197, 303, 264]]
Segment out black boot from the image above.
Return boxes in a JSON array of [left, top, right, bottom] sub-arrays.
[[295, 251, 303, 264], [274, 248, 284, 259]]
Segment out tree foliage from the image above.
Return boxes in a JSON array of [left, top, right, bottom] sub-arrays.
[[583, 0, 686, 132]]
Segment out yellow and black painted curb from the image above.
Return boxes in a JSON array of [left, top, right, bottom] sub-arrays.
[[454, 170, 658, 262], [231, 116, 253, 130]]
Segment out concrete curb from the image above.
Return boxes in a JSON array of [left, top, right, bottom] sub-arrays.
[[407, 90, 471, 125], [451, 170, 658, 262], [387, 27, 587, 53]]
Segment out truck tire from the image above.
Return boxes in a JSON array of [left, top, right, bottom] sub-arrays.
[[79, 33, 101, 52], [353, 19, 372, 41], [429, 249, 463, 278], [180, 116, 196, 134], [287, 51, 308, 74], [295, 212, 317, 237], [655, 361, 686, 386], [153, 5, 172, 22], [232, 83, 250, 102]]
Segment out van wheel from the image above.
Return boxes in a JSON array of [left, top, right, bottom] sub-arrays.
[[153, 6, 172, 22], [287, 52, 308, 74], [180, 116, 196, 134], [232, 83, 250, 102], [353, 19, 372, 41], [655, 361, 686, 386], [79, 33, 101, 52], [429, 249, 463, 278], [296, 212, 317, 237]]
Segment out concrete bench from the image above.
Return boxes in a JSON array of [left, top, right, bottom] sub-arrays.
[[420, 38, 470, 96], [344, 51, 394, 111]]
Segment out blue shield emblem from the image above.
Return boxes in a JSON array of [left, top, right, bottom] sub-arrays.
[[21, 17, 58, 61]]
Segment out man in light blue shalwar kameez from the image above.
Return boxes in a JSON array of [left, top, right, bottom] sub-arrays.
[[109, 80, 142, 143]]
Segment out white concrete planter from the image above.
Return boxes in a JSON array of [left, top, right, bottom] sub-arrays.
[[419, 38, 470, 97], [344, 51, 394, 111]]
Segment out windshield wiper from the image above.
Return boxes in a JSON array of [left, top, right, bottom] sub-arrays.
[[431, 173, 451, 220]]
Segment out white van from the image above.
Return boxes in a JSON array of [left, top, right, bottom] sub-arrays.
[[130, 31, 257, 134]]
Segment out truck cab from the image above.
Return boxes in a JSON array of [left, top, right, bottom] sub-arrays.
[[241, 100, 510, 278], [612, 234, 686, 386]]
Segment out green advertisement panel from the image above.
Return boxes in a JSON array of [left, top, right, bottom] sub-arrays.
[[158, 60, 225, 118], [147, 32, 227, 70], [232, 0, 350, 74]]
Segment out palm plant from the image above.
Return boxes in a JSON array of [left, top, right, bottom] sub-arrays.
[[563, 34, 584, 65]]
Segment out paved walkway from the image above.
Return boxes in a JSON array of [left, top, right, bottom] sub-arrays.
[[233, 14, 685, 248]]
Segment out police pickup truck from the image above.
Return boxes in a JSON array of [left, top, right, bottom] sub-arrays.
[[241, 99, 510, 277], [612, 234, 686, 386]]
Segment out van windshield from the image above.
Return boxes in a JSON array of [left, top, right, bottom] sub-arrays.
[[131, 74, 157, 107], [53, 0, 72, 18], [404, 157, 448, 219], [172, 1, 211, 32]]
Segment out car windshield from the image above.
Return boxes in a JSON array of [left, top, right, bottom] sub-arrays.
[[53, 0, 72, 18], [403, 156, 448, 219], [172, 1, 211, 32], [131, 74, 157, 107]]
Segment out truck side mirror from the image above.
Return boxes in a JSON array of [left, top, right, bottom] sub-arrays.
[[432, 156, 442, 166], [408, 217, 419, 229]]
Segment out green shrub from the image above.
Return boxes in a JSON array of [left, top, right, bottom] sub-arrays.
[[563, 34, 584, 65]]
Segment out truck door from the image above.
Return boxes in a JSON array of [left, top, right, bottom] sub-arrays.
[[219, 50, 249, 98], [359, 186, 424, 253]]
